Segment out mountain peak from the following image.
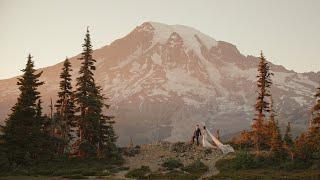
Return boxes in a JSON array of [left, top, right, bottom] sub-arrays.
[[136, 21, 218, 58]]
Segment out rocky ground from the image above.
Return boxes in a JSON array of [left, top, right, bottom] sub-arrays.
[[0, 142, 225, 180], [111, 141, 224, 179]]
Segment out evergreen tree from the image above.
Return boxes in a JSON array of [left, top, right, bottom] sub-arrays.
[[294, 133, 313, 162], [306, 83, 320, 160], [36, 99, 42, 119], [293, 84, 320, 162], [55, 58, 76, 153], [266, 96, 276, 149], [95, 89, 117, 157], [252, 51, 273, 153], [269, 120, 285, 159], [1, 54, 44, 164], [283, 122, 294, 160], [283, 122, 293, 148], [237, 130, 254, 150], [311, 85, 320, 127], [75, 28, 116, 157]]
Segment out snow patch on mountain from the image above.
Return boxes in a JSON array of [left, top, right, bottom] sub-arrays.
[[147, 22, 218, 58], [200, 58, 226, 96], [130, 61, 141, 73], [182, 97, 201, 107], [164, 68, 212, 97], [111, 47, 143, 69], [292, 96, 307, 106], [151, 53, 162, 65], [273, 72, 293, 84], [148, 88, 170, 97], [222, 62, 257, 81], [296, 74, 319, 87]]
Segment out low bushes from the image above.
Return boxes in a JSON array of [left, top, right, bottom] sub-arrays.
[[214, 150, 320, 179], [122, 146, 141, 157], [217, 151, 273, 170], [63, 174, 88, 179], [0, 157, 123, 177], [149, 170, 197, 180], [231, 151, 256, 169], [182, 159, 208, 176], [125, 165, 151, 179], [162, 158, 183, 170], [170, 142, 192, 153]]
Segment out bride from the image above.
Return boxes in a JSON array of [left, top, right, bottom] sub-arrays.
[[202, 126, 214, 148], [202, 126, 234, 154]]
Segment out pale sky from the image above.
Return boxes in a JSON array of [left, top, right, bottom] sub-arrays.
[[0, 0, 319, 79]]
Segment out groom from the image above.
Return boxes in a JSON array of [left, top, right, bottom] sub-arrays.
[[192, 125, 202, 146]]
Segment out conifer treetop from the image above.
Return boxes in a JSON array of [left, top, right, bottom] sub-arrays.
[[16, 54, 44, 109]]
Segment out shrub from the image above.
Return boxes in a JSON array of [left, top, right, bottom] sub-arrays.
[[117, 166, 130, 171], [3, 156, 124, 176], [204, 148, 212, 155], [0, 147, 10, 173], [104, 151, 124, 165], [36, 169, 54, 176], [81, 169, 97, 176], [215, 158, 233, 172], [312, 150, 320, 160], [125, 166, 151, 179], [279, 160, 312, 171], [294, 133, 313, 162], [170, 142, 191, 153], [149, 170, 196, 180], [162, 158, 183, 170], [63, 174, 88, 179], [79, 141, 96, 156], [182, 159, 208, 176], [310, 160, 320, 170], [232, 151, 256, 169], [232, 130, 254, 150], [123, 146, 140, 157], [253, 154, 274, 167]]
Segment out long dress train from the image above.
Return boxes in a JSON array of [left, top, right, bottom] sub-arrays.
[[206, 129, 234, 154], [202, 131, 214, 148]]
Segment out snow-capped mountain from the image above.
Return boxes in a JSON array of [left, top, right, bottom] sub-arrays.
[[0, 22, 319, 145]]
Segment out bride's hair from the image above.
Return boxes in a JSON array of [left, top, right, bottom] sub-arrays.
[[203, 126, 206, 129]]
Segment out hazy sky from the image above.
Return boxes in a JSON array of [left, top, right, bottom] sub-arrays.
[[1, 0, 319, 79]]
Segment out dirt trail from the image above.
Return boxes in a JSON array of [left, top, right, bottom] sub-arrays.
[[199, 156, 222, 179]]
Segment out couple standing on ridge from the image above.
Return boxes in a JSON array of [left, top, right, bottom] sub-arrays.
[[191, 124, 235, 154], [191, 124, 213, 148]]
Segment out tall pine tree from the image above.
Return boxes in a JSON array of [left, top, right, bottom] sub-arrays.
[[269, 120, 285, 159], [311, 84, 320, 129], [75, 28, 116, 157], [266, 95, 276, 149], [283, 122, 294, 160], [283, 122, 293, 148], [306, 83, 320, 159], [55, 58, 76, 153], [1, 54, 44, 164], [252, 51, 273, 153]]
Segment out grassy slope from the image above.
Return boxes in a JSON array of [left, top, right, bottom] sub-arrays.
[[213, 156, 320, 180], [0, 157, 125, 179], [215, 169, 320, 180]]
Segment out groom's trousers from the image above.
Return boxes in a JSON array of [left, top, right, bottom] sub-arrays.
[[195, 136, 200, 146]]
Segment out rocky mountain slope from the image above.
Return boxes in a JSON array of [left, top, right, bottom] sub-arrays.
[[0, 22, 319, 146]]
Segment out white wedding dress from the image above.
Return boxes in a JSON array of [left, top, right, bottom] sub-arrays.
[[202, 128, 235, 154], [202, 132, 214, 148]]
